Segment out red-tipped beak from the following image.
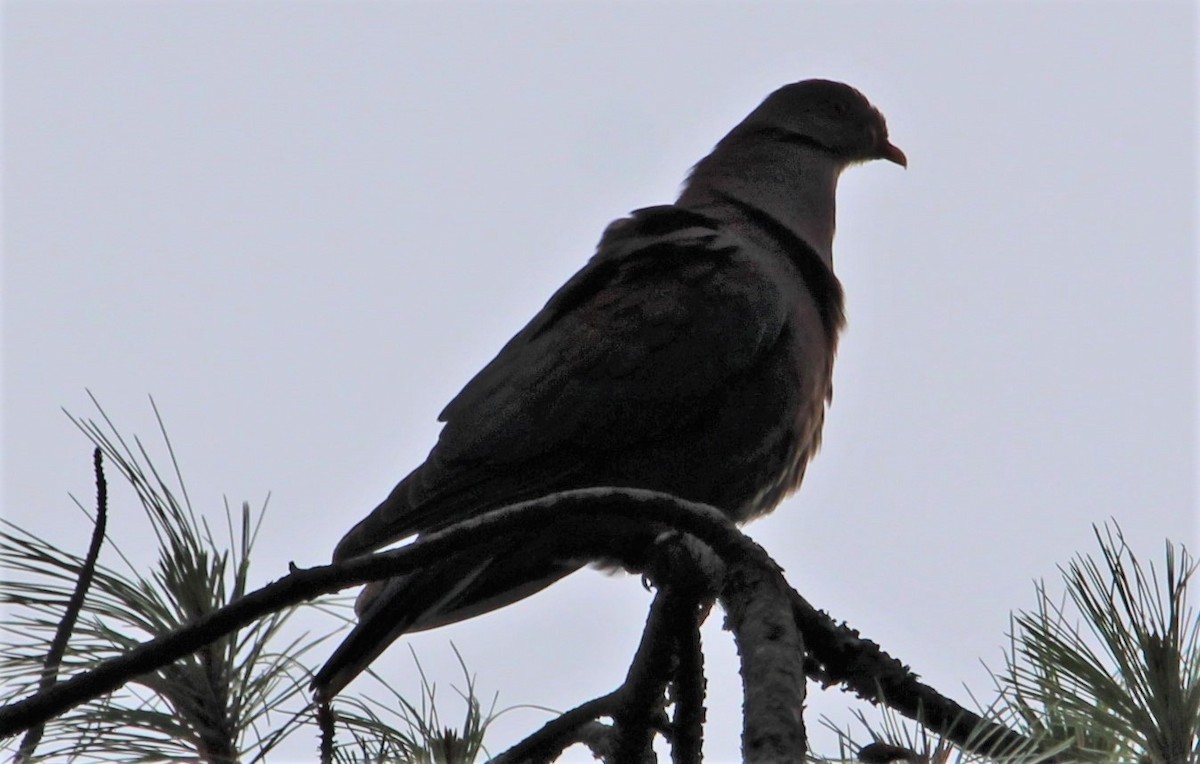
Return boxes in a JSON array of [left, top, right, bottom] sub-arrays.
[[880, 141, 907, 168]]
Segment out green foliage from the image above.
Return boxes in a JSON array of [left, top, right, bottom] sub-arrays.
[[5, 397, 1194, 763], [0, 398, 512, 763], [815, 523, 1198, 763], [1, 399, 325, 762], [1004, 526, 1199, 763], [325, 648, 508, 764]]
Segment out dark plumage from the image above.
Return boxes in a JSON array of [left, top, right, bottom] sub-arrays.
[[313, 79, 904, 699]]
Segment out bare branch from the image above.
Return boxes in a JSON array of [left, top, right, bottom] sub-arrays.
[[15, 447, 109, 762], [720, 537, 808, 762], [490, 536, 716, 764], [787, 589, 1036, 758], [610, 580, 686, 761], [489, 692, 622, 764], [317, 697, 334, 764], [0, 486, 1043, 762], [670, 617, 705, 764], [0, 488, 733, 738]]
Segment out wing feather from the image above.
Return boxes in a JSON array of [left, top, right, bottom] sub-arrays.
[[334, 205, 790, 558]]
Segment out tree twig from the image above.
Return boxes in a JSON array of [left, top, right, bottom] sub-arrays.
[[491, 536, 717, 764], [15, 447, 109, 762], [719, 537, 808, 762], [489, 692, 622, 764], [787, 589, 1037, 758], [610, 580, 684, 761], [649, 534, 714, 764], [0, 486, 1044, 762], [317, 697, 335, 764], [670, 596, 706, 764], [0, 488, 737, 738]]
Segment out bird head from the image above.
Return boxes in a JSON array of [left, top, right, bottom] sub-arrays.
[[735, 79, 906, 168]]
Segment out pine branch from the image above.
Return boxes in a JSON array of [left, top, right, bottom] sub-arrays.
[[0, 486, 1043, 762], [14, 448, 108, 762]]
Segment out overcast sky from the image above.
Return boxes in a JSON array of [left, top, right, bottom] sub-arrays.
[[3, 2, 1197, 761]]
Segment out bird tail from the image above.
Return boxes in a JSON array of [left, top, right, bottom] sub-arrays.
[[311, 549, 581, 700]]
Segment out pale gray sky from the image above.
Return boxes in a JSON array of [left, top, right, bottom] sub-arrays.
[[3, 2, 1197, 761]]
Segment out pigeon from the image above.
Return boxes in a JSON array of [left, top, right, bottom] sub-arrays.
[[313, 79, 905, 700]]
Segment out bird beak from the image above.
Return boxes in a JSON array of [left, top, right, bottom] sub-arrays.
[[880, 141, 907, 168]]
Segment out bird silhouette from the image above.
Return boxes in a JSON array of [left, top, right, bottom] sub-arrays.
[[313, 79, 905, 700]]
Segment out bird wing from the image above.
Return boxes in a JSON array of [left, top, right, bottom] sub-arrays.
[[333, 205, 794, 559]]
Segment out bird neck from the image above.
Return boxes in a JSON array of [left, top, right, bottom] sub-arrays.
[[676, 138, 844, 268]]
